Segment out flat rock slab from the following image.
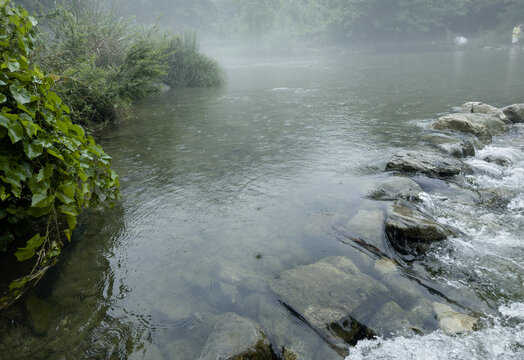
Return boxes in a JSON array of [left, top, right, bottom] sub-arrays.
[[270, 257, 390, 330], [431, 113, 509, 140], [385, 200, 455, 255], [385, 150, 471, 178], [199, 312, 272, 360], [501, 103, 524, 123]]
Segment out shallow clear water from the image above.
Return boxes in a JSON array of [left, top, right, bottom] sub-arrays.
[[1, 49, 524, 359]]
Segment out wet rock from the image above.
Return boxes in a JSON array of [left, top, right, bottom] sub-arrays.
[[467, 159, 504, 177], [366, 176, 423, 202], [385, 150, 472, 178], [385, 201, 455, 255], [459, 102, 510, 124], [432, 302, 477, 334], [373, 257, 425, 309], [478, 188, 514, 208], [270, 257, 390, 332], [501, 103, 524, 123], [199, 312, 273, 360], [366, 301, 416, 337], [258, 297, 322, 360], [437, 139, 475, 158], [482, 154, 513, 167], [432, 113, 509, 140], [346, 208, 385, 244]]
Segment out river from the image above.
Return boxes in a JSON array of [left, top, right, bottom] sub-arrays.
[[1, 49, 524, 359]]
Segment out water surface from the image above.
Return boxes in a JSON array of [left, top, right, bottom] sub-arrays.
[[1, 49, 524, 359]]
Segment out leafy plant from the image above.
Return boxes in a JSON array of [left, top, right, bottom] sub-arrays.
[[0, 0, 119, 309]]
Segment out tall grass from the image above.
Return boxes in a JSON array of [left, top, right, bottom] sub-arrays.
[[164, 32, 224, 88]]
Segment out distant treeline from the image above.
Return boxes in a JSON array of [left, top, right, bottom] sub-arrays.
[[19, 0, 523, 44]]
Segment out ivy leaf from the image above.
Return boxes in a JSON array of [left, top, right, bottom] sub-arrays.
[[31, 192, 54, 208], [6, 59, 20, 72], [10, 84, 31, 104], [15, 233, 45, 261], [46, 148, 64, 160], [7, 120, 24, 143], [0, 94, 6, 103], [65, 214, 77, 230], [23, 139, 44, 159]]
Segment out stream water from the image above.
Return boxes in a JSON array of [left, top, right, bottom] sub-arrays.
[[1, 49, 524, 359]]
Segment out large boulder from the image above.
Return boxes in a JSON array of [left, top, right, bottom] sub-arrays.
[[385, 201, 455, 255], [501, 103, 524, 123], [385, 150, 471, 178], [458, 102, 511, 124], [199, 313, 274, 360], [431, 113, 509, 140], [270, 257, 438, 342]]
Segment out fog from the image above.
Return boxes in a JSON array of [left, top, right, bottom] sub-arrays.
[[18, 0, 524, 53]]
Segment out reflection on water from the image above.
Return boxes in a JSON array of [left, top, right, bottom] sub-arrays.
[[1, 49, 524, 359]]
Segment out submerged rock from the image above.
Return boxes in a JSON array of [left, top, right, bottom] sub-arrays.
[[385, 150, 471, 178], [270, 257, 389, 330], [270, 257, 439, 343], [199, 312, 273, 360], [501, 103, 524, 123], [431, 113, 508, 140], [346, 207, 385, 244], [459, 102, 510, 124], [385, 200, 455, 255]]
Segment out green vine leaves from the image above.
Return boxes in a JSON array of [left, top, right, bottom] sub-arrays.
[[0, 0, 120, 308]]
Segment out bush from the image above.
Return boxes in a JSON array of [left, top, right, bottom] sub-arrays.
[[0, 0, 119, 308], [34, 3, 170, 126], [32, 3, 223, 126], [164, 32, 224, 88]]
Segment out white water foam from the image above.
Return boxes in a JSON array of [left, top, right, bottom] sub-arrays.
[[348, 128, 524, 359]]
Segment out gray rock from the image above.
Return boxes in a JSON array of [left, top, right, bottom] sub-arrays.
[[385, 201, 455, 255], [366, 176, 423, 201], [501, 103, 524, 123], [270, 257, 390, 331], [385, 150, 471, 178], [424, 134, 477, 158], [459, 102, 511, 124], [437, 139, 475, 158], [432, 302, 477, 334], [257, 297, 323, 360], [199, 312, 272, 360], [432, 113, 509, 140]]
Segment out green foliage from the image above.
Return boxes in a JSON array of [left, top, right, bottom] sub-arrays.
[[0, 0, 119, 308], [33, 3, 168, 125], [164, 32, 224, 88], [29, 1, 223, 125]]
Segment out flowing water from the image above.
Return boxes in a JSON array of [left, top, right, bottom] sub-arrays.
[[1, 49, 524, 359]]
